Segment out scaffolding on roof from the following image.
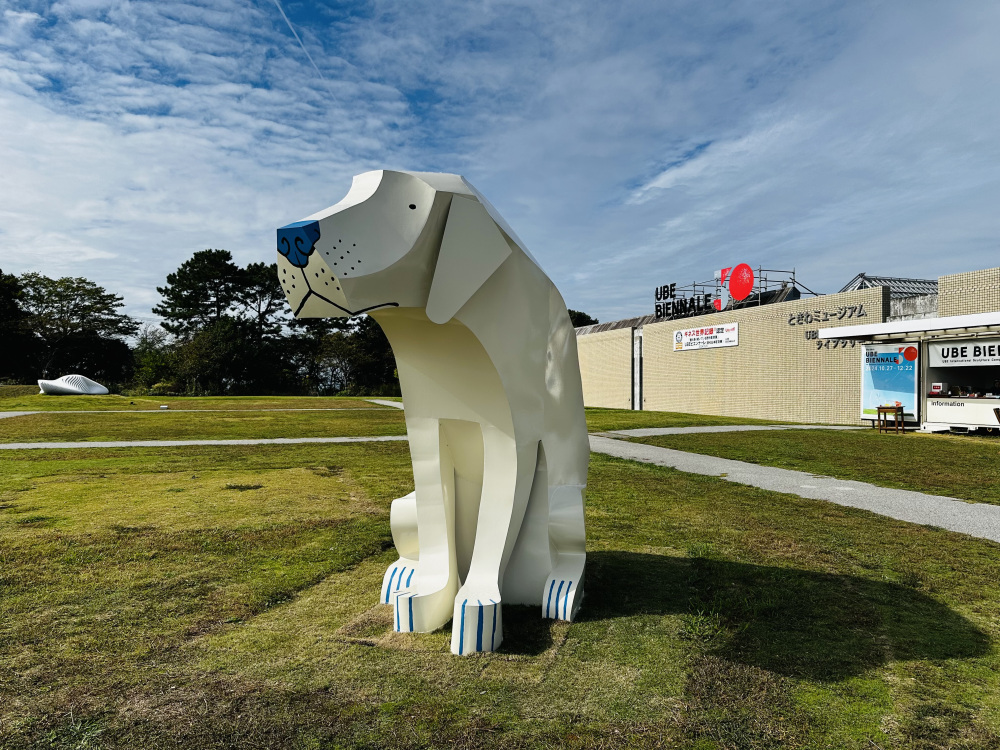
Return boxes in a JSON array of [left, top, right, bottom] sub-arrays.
[[575, 268, 819, 334], [838, 273, 938, 299], [653, 267, 817, 323]]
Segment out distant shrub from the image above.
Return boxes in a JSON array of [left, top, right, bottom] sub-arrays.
[[0, 384, 39, 397], [337, 383, 402, 397], [149, 381, 182, 396]]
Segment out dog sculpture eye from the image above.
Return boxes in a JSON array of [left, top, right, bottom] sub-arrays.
[[408, 204, 416, 210]]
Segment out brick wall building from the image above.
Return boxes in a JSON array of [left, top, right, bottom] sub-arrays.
[[575, 266, 1000, 425]]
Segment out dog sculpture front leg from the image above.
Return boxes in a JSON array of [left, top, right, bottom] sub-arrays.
[[379, 490, 418, 610], [450, 425, 538, 655], [542, 484, 587, 621], [388, 417, 459, 633]]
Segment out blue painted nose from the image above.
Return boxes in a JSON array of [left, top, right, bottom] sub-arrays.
[[277, 220, 321, 268]]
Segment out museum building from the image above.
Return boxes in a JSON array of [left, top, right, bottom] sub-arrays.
[[574, 265, 1000, 431]]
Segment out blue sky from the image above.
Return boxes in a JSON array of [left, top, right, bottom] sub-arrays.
[[2, 0, 999, 325]]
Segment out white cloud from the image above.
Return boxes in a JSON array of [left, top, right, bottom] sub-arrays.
[[0, 0, 412, 320], [547, 2, 1000, 318], [1, 0, 1000, 326]]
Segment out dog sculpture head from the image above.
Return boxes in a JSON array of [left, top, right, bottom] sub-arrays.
[[277, 170, 522, 324]]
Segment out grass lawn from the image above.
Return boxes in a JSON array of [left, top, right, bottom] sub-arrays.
[[0, 404, 774, 444], [630, 428, 1000, 505], [2, 423, 1000, 747], [585, 407, 786, 432], [0, 408, 406, 443], [0, 387, 390, 413]]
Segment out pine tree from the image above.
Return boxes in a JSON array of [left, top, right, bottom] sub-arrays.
[[153, 249, 241, 338]]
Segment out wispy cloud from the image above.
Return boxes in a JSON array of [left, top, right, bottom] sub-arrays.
[[1, 1, 999, 326], [269, 0, 329, 87]]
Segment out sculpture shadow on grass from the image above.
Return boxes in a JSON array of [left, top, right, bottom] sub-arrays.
[[577, 551, 990, 681]]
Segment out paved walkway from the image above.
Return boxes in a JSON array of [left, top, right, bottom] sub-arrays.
[[0, 436, 408, 450], [590, 435, 1000, 544], [604, 424, 865, 437], [3, 404, 998, 544]]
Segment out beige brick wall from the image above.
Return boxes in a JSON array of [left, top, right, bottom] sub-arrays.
[[938, 267, 1000, 317], [641, 287, 889, 424], [576, 327, 633, 409]]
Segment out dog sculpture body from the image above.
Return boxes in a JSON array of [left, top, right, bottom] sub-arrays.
[[277, 171, 588, 655]]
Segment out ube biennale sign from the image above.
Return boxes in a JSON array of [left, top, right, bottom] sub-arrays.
[[928, 338, 1000, 367], [861, 345, 919, 420], [654, 263, 755, 320]]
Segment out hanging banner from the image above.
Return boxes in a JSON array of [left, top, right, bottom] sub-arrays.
[[861, 345, 919, 420], [928, 338, 1000, 367], [674, 323, 738, 351]]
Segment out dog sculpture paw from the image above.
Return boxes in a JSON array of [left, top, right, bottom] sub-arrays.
[[393, 591, 417, 633], [543, 572, 584, 621], [450, 593, 502, 655], [380, 559, 417, 606]]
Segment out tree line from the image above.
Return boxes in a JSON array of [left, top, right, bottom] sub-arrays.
[[1, 250, 396, 396], [1, 250, 597, 396]]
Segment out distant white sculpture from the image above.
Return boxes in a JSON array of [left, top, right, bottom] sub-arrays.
[[277, 171, 589, 655], [38, 374, 109, 396]]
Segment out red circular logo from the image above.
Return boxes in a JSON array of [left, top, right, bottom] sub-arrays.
[[903, 346, 918, 361], [728, 263, 755, 301]]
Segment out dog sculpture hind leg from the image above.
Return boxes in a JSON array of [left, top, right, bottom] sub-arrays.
[[276, 170, 589, 655]]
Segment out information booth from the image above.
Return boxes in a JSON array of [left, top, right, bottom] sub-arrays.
[[820, 311, 1000, 433]]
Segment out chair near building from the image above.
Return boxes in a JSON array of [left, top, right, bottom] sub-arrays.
[[876, 405, 906, 434]]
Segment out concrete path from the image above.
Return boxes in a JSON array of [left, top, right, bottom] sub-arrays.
[[590, 435, 1000, 544], [0, 412, 37, 420], [605, 424, 865, 437], [4, 404, 998, 545], [0, 436, 408, 450]]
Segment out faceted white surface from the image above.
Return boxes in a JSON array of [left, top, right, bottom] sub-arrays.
[[38, 374, 109, 396], [278, 171, 589, 655]]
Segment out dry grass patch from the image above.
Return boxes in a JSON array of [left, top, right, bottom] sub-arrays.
[[0, 407, 405, 443], [3, 418, 1000, 748], [586, 407, 786, 433], [0, 391, 388, 412]]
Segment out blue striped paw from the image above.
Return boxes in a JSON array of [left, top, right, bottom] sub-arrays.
[[450, 597, 502, 655], [380, 559, 417, 606], [393, 591, 418, 633], [542, 576, 581, 621]]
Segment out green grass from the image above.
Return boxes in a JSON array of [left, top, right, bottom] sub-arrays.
[[0, 385, 39, 399], [2, 425, 1000, 747], [0, 404, 769, 444], [0, 408, 406, 443], [0, 390, 388, 412], [630, 428, 1000, 505], [585, 407, 788, 432]]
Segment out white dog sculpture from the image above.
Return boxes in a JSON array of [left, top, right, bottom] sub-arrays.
[[276, 171, 588, 655]]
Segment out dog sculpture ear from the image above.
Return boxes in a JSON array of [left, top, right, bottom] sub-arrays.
[[425, 195, 513, 325]]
